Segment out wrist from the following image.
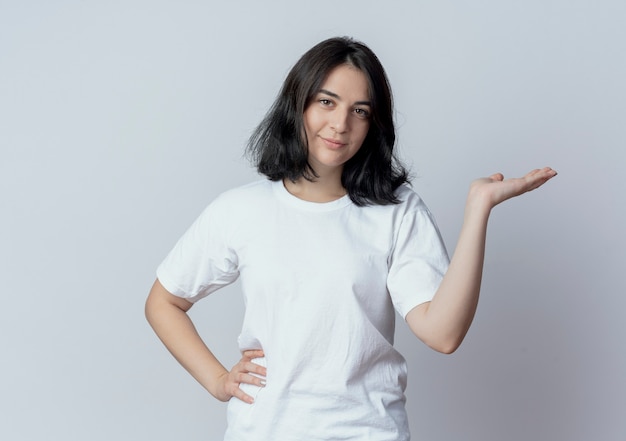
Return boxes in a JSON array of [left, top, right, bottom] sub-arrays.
[[465, 188, 493, 221], [198, 365, 229, 401]]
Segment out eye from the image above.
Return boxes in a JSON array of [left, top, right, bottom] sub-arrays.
[[354, 108, 370, 119], [319, 98, 333, 106]]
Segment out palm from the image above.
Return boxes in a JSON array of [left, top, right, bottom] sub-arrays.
[[470, 167, 557, 208]]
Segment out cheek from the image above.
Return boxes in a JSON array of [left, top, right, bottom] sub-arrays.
[[302, 111, 318, 141], [355, 125, 370, 147]]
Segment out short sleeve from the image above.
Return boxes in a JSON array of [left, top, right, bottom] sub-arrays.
[[156, 199, 239, 303], [387, 201, 449, 318]]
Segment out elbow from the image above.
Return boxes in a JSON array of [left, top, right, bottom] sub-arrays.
[[406, 306, 468, 355], [144, 295, 158, 327], [426, 336, 464, 355], [144, 284, 169, 328], [145, 279, 194, 328], [432, 343, 459, 355]]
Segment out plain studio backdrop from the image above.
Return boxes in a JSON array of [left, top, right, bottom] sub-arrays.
[[1, 1, 624, 440]]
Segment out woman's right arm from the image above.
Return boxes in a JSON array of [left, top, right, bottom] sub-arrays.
[[145, 279, 266, 404]]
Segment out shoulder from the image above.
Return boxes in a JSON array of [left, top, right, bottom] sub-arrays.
[[356, 184, 435, 233], [218, 179, 273, 199], [192, 179, 276, 235], [382, 184, 440, 232], [209, 179, 275, 210], [392, 184, 430, 213]]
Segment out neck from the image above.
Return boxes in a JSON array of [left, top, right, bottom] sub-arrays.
[[283, 169, 346, 203]]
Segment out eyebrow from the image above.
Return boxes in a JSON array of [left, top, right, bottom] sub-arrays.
[[318, 89, 371, 106]]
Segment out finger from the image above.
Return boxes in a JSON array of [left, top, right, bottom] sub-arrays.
[[241, 360, 267, 377], [522, 169, 557, 193], [236, 371, 267, 387], [489, 172, 504, 182], [227, 372, 266, 404], [526, 167, 556, 179], [241, 349, 265, 360], [230, 359, 267, 381], [228, 383, 255, 404], [527, 167, 557, 182]]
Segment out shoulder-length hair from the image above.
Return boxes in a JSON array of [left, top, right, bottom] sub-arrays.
[[246, 36, 408, 206]]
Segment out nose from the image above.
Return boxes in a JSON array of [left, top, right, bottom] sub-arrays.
[[330, 109, 350, 134]]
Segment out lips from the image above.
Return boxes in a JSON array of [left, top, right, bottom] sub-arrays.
[[320, 136, 347, 149]]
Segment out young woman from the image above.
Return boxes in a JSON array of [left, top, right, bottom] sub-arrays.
[[145, 37, 556, 440]]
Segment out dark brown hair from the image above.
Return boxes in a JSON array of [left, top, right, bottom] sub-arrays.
[[247, 36, 408, 206]]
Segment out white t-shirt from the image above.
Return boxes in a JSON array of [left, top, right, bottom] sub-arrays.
[[157, 179, 449, 441]]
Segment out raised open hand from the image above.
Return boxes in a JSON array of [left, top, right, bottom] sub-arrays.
[[468, 167, 557, 210]]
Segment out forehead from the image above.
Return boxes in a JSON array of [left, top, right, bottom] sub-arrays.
[[318, 64, 371, 100]]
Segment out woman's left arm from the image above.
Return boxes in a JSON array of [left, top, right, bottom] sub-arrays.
[[406, 167, 557, 354]]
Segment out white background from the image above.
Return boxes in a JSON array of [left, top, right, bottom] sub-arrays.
[[1, 1, 625, 440]]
